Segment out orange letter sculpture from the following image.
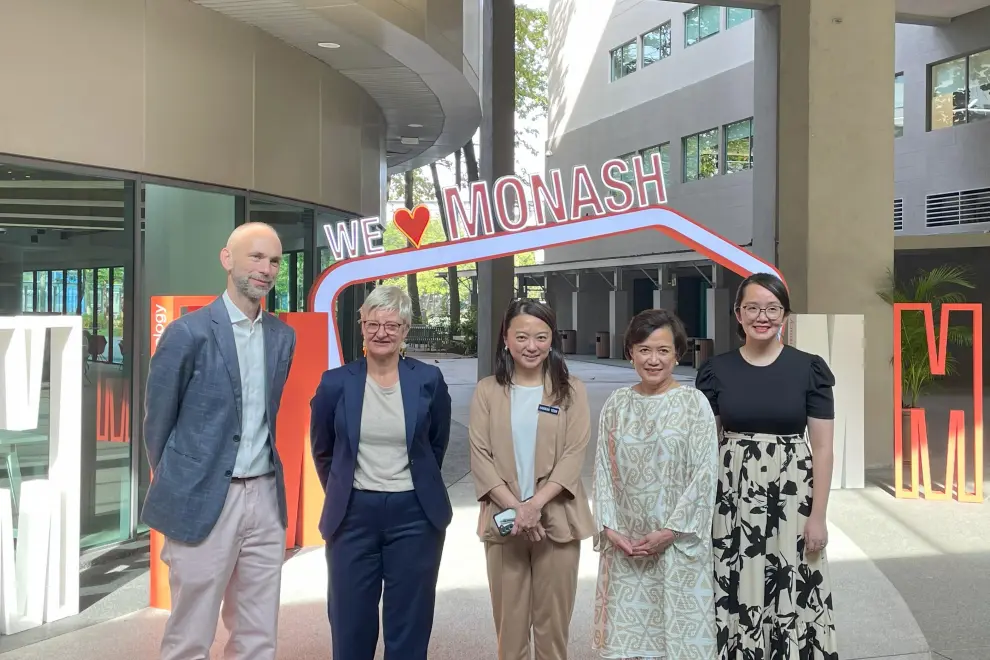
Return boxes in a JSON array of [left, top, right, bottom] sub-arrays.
[[893, 303, 983, 502]]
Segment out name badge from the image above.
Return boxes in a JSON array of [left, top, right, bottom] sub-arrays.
[[538, 404, 560, 415]]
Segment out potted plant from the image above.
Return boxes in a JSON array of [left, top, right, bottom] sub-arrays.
[[878, 264, 974, 465]]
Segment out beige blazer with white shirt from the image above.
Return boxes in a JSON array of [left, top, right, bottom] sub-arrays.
[[468, 375, 596, 544]]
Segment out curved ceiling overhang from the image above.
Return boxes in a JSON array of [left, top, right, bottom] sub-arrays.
[[194, 0, 482, 174]]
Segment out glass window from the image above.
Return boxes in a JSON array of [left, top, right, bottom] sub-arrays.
[[685, 5, 720, 47], [726, 7, 753, 29], [610, 40, 638, 81], [66, 269, 80, 314], [636, 144, 671, 203], [51, 270, 64, 313], [642, 23, 672, 67], [0, 160, 134, 550], [21, 272, 34, 312], [683, 128, 720, 181], [639, 143, 671, 186], [894, 73, 905, 137], [36, 270, 48, 312], [928, 53, 990, 129], [968, 49, 990, 124], [249, 199, 313, 313], [724, 118, 754, 174]]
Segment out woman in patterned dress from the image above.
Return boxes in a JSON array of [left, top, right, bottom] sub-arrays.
[[696, 273, 839, 660], [592, 308, 719, 659]]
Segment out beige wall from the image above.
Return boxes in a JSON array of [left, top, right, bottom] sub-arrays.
[[0, 0, 385, 217]]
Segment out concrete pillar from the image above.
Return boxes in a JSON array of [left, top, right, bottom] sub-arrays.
[[609, 288, 633, 359], [751, 7, 779, 264], [476, 0, 515, 380], [653, 289, 676, 312], [572, 273, 610, 355], [546, 274, 573, 330], [706, 288, 732, 356], [652, 266, 676, 313], [768, 0, 895, 467], [0, 246, 23, 315]]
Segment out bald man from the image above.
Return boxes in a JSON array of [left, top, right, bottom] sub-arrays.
[[142, 222, 296, 659]]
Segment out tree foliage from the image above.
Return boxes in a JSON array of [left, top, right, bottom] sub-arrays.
[[515, 5, 549, 159]]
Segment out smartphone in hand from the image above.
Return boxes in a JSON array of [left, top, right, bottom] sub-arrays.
[[493, 508, 516, 536]]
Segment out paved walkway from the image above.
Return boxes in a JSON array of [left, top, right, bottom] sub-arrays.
[[3, 359, 985, 659]]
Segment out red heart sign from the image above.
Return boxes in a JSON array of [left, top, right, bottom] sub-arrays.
[[392, 204, 431, 249]]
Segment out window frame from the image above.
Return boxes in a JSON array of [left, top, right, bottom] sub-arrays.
[[684, 5, 721, 48], [725, 7, 754, 29], [609, 39, 639, 82], [641, 21, 672, 68], [928, 47, 990, 131], [894, 72, 905, 138], [682, 127, 721, 182], [723, 118, 754, 174]]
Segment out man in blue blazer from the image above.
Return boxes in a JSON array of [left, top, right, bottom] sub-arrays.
[[142, 222, 296, 660], [310, 285, 451, 660]]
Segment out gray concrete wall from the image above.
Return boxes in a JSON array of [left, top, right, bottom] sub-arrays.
[[546, 1, 990, 266], [545, 63, 757, 263], [546, 0, 758, 264], [894, 6, 990, 236]]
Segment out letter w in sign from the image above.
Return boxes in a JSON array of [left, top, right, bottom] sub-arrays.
[[324, 220, 361, 261]]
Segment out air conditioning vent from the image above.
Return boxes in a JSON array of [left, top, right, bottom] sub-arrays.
[[925, 187, 990, 228], [894, 198, 903, 231]]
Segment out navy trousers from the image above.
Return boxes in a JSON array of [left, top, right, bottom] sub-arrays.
[[327, 489, 445, 660]]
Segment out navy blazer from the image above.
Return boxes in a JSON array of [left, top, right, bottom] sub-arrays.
[[310, 356, 453, 539]]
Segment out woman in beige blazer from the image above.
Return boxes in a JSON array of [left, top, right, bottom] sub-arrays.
[[469, 298, 596, 660]]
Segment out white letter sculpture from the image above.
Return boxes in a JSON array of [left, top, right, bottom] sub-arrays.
[[0, 316, 82, 634]]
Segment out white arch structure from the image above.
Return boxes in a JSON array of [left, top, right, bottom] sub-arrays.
[[311, 205, 782, 368]]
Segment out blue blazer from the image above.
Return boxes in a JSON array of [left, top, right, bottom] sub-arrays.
[[310, 356, 453, 539], [141, 296, 296, 544]]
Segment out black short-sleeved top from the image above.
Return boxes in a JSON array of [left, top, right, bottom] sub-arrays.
[[695, 345, 836, 436]]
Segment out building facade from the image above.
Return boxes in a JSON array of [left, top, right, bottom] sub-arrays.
[[0, 0, 481, 552], [543, 0, 990, 363]]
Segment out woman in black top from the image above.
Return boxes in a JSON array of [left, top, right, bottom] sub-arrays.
[[696, 273, 838, 660]]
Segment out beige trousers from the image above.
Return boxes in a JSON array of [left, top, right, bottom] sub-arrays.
[[485, 537, 581, 660], [160, 474, 285, 660]]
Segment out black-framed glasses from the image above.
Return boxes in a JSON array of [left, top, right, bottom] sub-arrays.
[[738, 304, 784, 321]]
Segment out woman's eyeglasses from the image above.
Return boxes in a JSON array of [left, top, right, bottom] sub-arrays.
[[361, 321, 404, 335], [738, 304, 784, 321]]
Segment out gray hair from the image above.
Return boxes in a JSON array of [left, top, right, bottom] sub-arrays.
[[361, 285, 413, 325]]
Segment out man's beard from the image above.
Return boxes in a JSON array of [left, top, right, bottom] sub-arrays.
[[235, 274, 272, 302]]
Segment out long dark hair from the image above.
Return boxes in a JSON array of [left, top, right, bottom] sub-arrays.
[[494, 299, 573, 406], [734, 272, 791, 340]]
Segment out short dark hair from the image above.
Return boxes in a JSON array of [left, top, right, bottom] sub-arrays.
[[734, 273, 791, 340], [494, 298, 573, 406], [623, 308, 689, 360]]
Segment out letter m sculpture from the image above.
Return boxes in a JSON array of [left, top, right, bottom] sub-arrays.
[[893, 303, 983, 502], [0, 316, 82, 634]]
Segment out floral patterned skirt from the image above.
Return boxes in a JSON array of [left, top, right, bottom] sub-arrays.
[[713, 432, 838, 660]]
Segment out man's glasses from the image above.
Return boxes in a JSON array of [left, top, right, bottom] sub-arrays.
[[738, 304, 784, 321]]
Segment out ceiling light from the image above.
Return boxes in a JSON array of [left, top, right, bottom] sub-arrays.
[[317, 42, 340, 49], [400, 137, 420, 146], [408, 123, 423, 128]]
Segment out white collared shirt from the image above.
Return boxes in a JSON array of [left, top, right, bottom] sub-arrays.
[[222, 291, 273, 478]]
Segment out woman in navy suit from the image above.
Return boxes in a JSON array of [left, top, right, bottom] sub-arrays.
[[310, 285, 452, 660]]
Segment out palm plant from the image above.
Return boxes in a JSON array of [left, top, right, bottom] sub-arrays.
[[878, 264, 975, 408]]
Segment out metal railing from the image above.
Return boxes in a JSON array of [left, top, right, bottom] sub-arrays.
[[406, 324, 450, 352]]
